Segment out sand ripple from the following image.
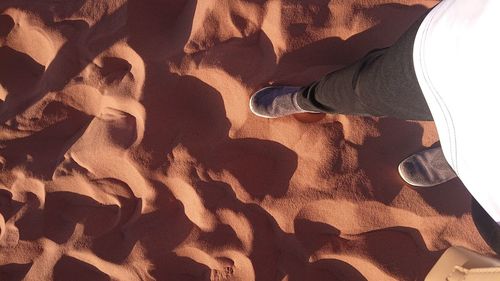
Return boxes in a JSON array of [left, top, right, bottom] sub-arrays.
[[0, 1, 492, 280]]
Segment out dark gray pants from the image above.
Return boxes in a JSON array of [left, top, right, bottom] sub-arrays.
[[296, 13, 500, 255], [296, 15, 432, 121], [472, 199, 500, 255]]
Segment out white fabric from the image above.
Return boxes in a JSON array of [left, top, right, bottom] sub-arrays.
[[413, 0, 500, 223]]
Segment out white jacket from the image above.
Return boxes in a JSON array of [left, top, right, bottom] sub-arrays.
[[413, 0, 500, 223]]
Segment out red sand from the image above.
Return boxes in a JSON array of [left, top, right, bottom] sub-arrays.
[[0, 0, 495, 280]]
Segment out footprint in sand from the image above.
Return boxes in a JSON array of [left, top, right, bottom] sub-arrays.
[[0, 46, 45, 104], [174, 246, 255, 281], [1, 34, 148, 247], [0, 171, 45, 246], [61, 41, 146, 149], [0, 38, 147, 177], [0, 10, 55, 105], [61, 42, 147, 176], [43, 175, 141, 244], [0, 14, 15, 38], [293, 200, 453, 280], [0, 212, 5, 242], [53, 255, 110, 281], [52, 250, 153, 281], [43, 42, 153, 230], [0, 14, 14, 102], [0, 262, 33, 281], [90, 43, 145, 100]]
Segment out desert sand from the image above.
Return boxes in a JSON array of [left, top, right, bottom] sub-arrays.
[[0, 0, 495, 280]]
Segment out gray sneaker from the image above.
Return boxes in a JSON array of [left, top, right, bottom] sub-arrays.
[[249, 86, 318, 118], [398, 146, 458, 187]]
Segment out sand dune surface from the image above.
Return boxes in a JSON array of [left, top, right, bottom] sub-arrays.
[[0, 0, 494, 280]]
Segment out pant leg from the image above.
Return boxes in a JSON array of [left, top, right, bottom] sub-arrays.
[[296, 13, 433, 121], [471, 198, 500, 255]]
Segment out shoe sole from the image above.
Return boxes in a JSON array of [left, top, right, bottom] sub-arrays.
[[398, 152, 456, 188], [397, 160, 429, 187]]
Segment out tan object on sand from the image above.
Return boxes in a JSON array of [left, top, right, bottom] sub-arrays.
[[425, 247, 500, 281]]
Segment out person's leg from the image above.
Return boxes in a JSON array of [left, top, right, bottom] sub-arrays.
[[296, 14, 433, 121], [471, 198, 500, 255]]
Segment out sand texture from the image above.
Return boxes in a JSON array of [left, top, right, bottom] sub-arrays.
[[0, 0, 495, 280]]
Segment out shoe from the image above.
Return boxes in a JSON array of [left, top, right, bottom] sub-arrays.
[[398, 146, 457, 187], [249, 86, 318, 118]]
